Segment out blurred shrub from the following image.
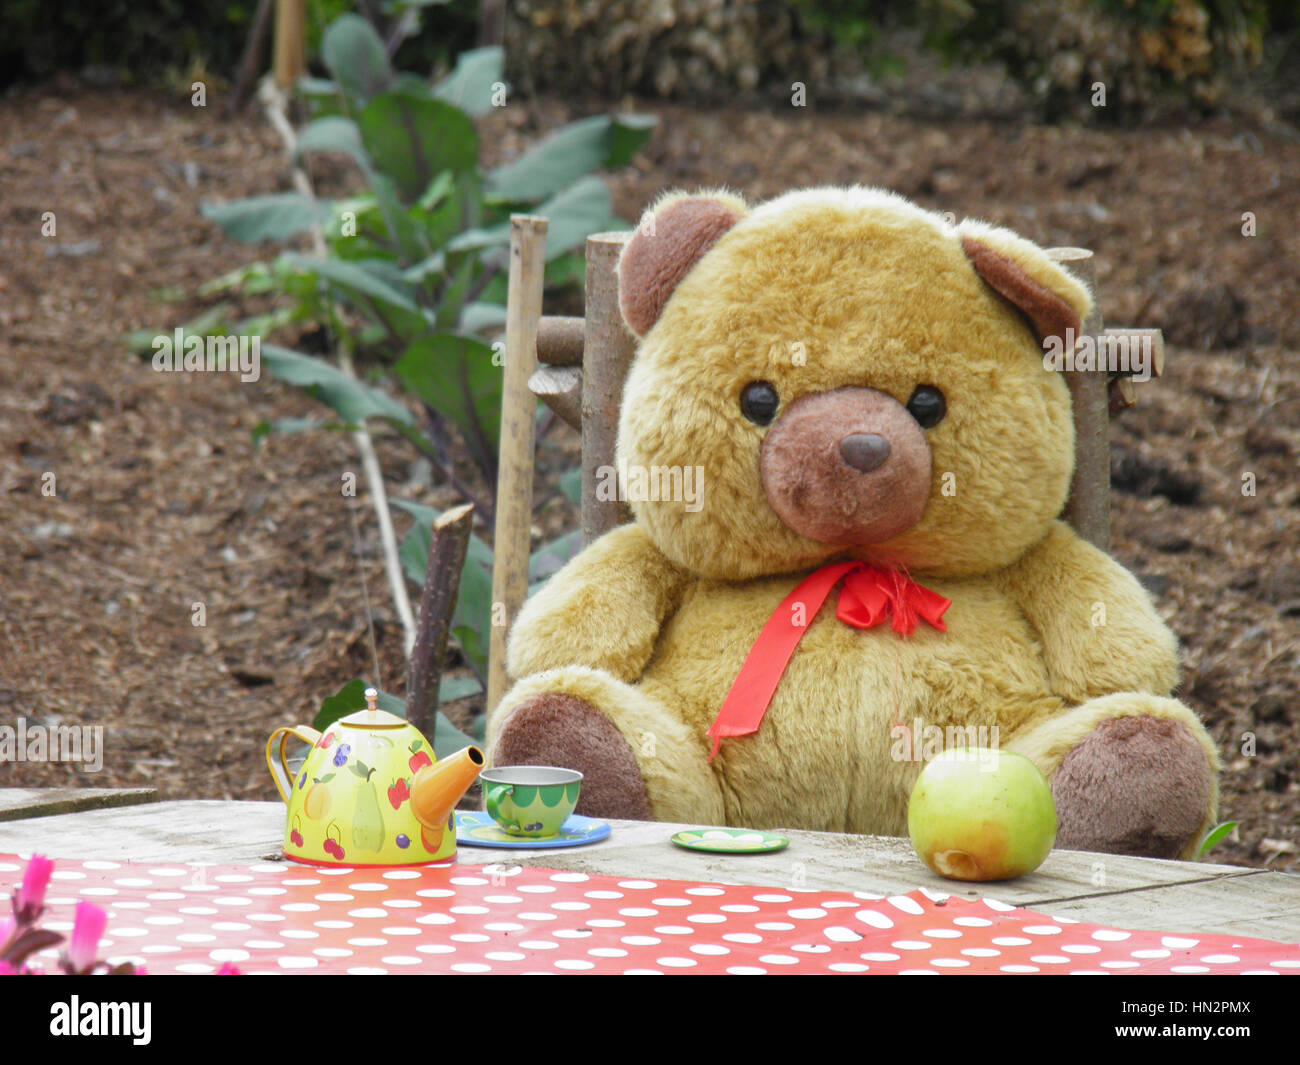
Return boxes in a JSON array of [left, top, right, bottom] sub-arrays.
[[504, 0, 849, 100]]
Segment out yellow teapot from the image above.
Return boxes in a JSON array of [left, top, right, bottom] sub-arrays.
[[266, 688, 484, 866]]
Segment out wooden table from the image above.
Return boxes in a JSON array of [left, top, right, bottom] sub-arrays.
[[2, 788, 1297, 943]]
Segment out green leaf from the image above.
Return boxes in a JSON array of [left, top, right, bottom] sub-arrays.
[[433, 713, 479, 758], [321, 14, 393, 105], [262, 344, 413, 426], [250, 417, 322, 449], [395, 333, 501, 462], [314, 678, 369, 731], [201, 194, 331, 243], [432, 46, 504, 116], [559, 467, 582, 503], [283, 253, 426, 331], [1197, 820, 1240, 857], [439, 675, 483, 702], [459, 302, 507, 335], [297, 116, 373, 173], [532, 176, 617, 260], [358, 92, 478, 204], [529, 529, 582, 584], [486, 114, 656, 202]]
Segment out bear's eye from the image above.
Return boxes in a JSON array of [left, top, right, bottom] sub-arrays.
[[906, 386, 946, 428], [739, 381, 780, 426]]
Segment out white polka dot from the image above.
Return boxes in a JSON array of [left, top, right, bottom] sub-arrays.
[[213, 873, 254, 883], [417, 888, 455, 899], [141, 945, 181, 955], [381, 870, 420, 880], [147, 891, 185, 901], [485, 952, 526, 962], [890, 940, 933, 951], [961, 948, 1000, 958], [588, 948, 628, 958], [278, 957, 318, 969], [552, 930, 593, 940], [1091, 929, 1131, 942], [114, 877, 154, 888], [887, 895, 925, 915], [723, 933, 763, 944], [380, 956, 423, 966], [584, 890, 623, 900], [550, 872, 589, 883], [586, 919, 625, 929], [685, 887, 725, 896], [449, 876, 488, 885], [315, 893, 355, 903], [1170, 965, 1211, 973], [726, 966, 767, 975], [1269, 960, 1300, 969], [244, 940, 286, 950], [348, 967, 388, 975], [824, 926, 862, 943], [450, 905, 490, 915], [621, 935, 661, 946], [759, 954, 800, 965], [1200, 954, 1240, 964], [281, 902, 320, 913], [982, 898, 1016, 912], [211, 922, 251, 932], [1240, 970, 1280, 975], [1160, 936, 1199, 948], [687, 914, 726, 924], [348, 937, 388, 947], [315, 920, 353, 930], [484, 895, 523, 904], [313, 948, 353, 958], [280, 930, 319, 940], [953, 916, 993, 927], [1022, 924, 1062, 935], [518, 912, 557, 922], [347, 907, 388, 919], [788, 907, 828, 920], [829, 962, 870, 972], [992, 936, 1032, 947], [177, 933, 217, 944], [148, 868, 188, 878], [720, 904, 759, 913], [483, 921, 525, 932], [385, 900, 420, 910], [618, 880, 658, 889], [83, 861, 122, 870], [417, 913, 455, 926], [552, 902, 590, 911], [555, 959, 596, 970], [1069, 971, 1110, 976], [792, 944, 831, 954], [113, 902, 148, 911], [416, 945, 456, 955], [654, 926, 694, 936], [247, 887, 287, 896], [753, 893, 793, 903], [143, 915, 184, 927], [348, 882, 389, 893], [1100, 961, 1139, 969], [922, 928, 962, 939], [445, 962, 489, 973], [624, 968, 664, 975], [755, 921, 795, 931], [899, 969, 939, 975], [999, 964, 1039, 973], [209, 949, 250, 963], [451, 933, 490, 943], [107, 927, 149, 938], [619, 907, 659, 918], [1029, 955, 1071, 965], [652, 897, 691, 907], [517, 885, 557, 894], [860, 952, 900, 962], [281, 878, 321, 886], [654, 956, 696, 968], [175, 963, 214, 974], [931, 958, 971, 968], [855, 910, 895, 929], [1062, 944, 1101, 954], [519, 940, 558, 950], [51, 871, 86, 881], [1131, 949, 1171, 959], [690, 944, 730, 956], [380, 926, 422, 937]]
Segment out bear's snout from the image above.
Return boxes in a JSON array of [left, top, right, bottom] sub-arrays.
[[760, 387, 932, 545]]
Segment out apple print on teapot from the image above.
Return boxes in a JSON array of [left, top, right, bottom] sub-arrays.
[[267, 688, 485, 866]]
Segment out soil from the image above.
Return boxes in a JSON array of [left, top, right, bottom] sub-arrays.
[[0, 79, 1296, 872]]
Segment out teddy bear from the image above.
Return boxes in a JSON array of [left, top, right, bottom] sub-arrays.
[[487, 185, 1220, 862]]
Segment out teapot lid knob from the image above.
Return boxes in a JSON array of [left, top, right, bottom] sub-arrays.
[[364, 687, 378, 716]]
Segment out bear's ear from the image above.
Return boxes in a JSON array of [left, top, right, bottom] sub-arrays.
[[618, 191, 748, 337], [957, 219, 1091, 349]]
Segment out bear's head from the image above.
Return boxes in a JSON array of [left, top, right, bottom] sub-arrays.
[[615, 186, 1091, 581]]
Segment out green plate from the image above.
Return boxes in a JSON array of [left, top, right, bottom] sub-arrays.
[[670, 828, 789, 854]]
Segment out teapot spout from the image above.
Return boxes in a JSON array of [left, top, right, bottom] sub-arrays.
[[411, 745, 485, 830]]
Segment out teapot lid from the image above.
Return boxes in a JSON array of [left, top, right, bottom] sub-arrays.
[[337, 688, 409, 729]]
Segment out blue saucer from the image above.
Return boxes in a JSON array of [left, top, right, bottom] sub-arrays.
[[455, 811, 611, 849]]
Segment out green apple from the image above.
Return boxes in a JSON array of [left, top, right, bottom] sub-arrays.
[[907, 747, 1057, 881]]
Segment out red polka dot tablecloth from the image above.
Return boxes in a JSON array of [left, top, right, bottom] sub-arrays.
[[4, 854, 1298, 975]]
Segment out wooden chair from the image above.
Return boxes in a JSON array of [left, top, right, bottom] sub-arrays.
[[487, 219, 1167, 713]]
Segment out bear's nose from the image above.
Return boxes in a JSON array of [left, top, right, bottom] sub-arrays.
[[839, 433, 891, 473]]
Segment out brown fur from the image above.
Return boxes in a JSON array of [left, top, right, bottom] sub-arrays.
[[490, 186, 1219, 862]]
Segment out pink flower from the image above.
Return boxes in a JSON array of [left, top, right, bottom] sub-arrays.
[[65, 901, 107, 974], [14, 854, 54, 922], [216, 961, 242, 975]]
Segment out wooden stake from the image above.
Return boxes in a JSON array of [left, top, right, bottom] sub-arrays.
[[529, 364, 582, 429], [581, 233, 635, 545], [536, 316, 585, 367], [272, 0, 306, 90], [487, 217, 548, 716], [1049, 247, 1109, 552], [406, 503, 474, 737], [227, 0, 275, 116], [1109, 376, 1138, 416]]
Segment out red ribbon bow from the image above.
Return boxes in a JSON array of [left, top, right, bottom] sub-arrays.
[[706, 561, 950, 760]]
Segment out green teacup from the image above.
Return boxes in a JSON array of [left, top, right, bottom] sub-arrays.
[[480, 766, 582, 838]]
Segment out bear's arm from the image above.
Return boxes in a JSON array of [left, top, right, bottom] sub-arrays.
[[505, 523, 691, 683], [991, 520, 1179, 704]]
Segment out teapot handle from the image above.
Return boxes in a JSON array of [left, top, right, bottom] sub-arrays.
[[266, 726, 323, 804]]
